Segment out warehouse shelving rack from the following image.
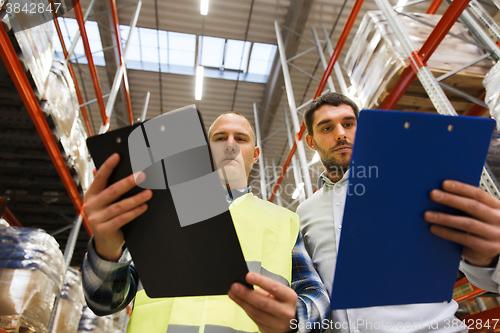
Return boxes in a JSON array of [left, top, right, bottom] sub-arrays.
[[252, 0, 361, 205], [268, 0, 500, 328], [270, 0, 500, 203], [0, 0, 144, 255], [268, 0, 364, 203], [0, 0, 144, 331]]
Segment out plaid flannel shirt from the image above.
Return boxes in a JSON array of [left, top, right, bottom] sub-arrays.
[[82, 190, 330, 332]]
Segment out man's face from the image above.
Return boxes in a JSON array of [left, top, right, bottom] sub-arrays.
[[305, 104, 357, 177], [209, 114, 259, 184]]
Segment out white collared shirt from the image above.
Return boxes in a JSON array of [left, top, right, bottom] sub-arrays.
[[297, 170, 500, 333]]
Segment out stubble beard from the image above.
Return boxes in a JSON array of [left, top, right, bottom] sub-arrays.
[[315, 139, 352, 180]]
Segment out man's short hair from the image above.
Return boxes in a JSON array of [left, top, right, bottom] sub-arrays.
[[303, 92, 360, 136], [208, 111, 257, 145]]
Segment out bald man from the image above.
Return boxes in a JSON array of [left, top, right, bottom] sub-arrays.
[[82, 112, 330, 333]]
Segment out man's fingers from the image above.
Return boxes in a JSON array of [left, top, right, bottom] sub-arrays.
[[442, 180, 500, 209], [253, 287, 274, 299], [89, 172, 144, 211], [229, 280, 296, 322], [105, 203, 149, 231], [430, 187, 500, 226], [424, 211, 500, 240], [94, 190, 153, 225], [228, 289, 290, 332], [85, 153, 120, 198], [246, 272, 296, 302], [429, 225, 500, 265]]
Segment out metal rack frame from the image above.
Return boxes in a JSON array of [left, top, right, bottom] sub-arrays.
[[0, 1, 144, 331], [267, 0, 500, 325], [269, 0, 500, 202], [269, 0, 364, 202]]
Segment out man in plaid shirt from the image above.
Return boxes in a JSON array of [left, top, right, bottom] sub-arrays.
[[82, 112, 330, 333]]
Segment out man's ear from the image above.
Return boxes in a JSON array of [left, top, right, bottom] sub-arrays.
[[253, 146, 260, 163], [305, 133, 316, 151]]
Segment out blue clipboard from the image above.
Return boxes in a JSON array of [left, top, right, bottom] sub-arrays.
[[330, 109, 495, 310]]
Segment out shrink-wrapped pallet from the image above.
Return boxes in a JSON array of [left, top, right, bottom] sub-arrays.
[[51, 268, 85, 333], [41, 59, 91, 191], [0, 7, 55, 98], [0, 219, 9, 228], [0, 227, 65, 333], [344, 11, 492, 110], [62, 118, 91, 192], [42, 60, 80, 140], [484, 61, 500, 130]]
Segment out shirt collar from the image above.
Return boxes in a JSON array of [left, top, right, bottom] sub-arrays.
[[226, 186, 251, 203], [317, 168, 350, 188]]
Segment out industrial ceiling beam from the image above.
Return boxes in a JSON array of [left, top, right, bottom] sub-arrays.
[[258, 0, 314, 139]]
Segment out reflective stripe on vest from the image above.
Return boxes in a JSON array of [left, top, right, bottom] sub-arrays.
[[167, 324, 257, 333], [126, 193, 299, 333]]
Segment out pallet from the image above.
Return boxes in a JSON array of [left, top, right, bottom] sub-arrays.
[[376, 66, 488, 115]]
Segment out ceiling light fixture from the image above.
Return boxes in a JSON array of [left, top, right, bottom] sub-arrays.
[[200, 0, 209, 15], [195, 65, 204, 100]]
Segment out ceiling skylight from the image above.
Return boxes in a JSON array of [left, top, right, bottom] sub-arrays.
[[224, 40, 251, 71], [248, 43, 276, 75], [54, 18, 276, 84], [167, 32, 196, 67], [200, 36, 225, 68]]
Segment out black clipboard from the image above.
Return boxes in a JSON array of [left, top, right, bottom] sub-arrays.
[[86, 105, 250, 298], [330, 109, 495, 310]]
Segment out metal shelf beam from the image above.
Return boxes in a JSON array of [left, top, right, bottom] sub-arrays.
[[109, 0, 134, 125], [72, 0, 108, 127], [379, 0, 471, 111]]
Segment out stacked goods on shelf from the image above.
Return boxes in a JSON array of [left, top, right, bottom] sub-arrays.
[[42, 59, 92, 192], [0, 8, 55, 98], [1, 7, 92, 195], [456, 295, 500, 318], [0, 226, 65, 333], [343, 11, 493, 113], [51, 268, 85, 333], [78, 305, 129, 333], [0, 5, 91, 269], [484, 61, 500, 129]]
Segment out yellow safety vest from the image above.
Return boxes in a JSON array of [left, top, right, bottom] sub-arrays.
[[126, 193, 299, 333]]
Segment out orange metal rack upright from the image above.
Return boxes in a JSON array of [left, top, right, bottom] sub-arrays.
[[0, 197, 23, 227]]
